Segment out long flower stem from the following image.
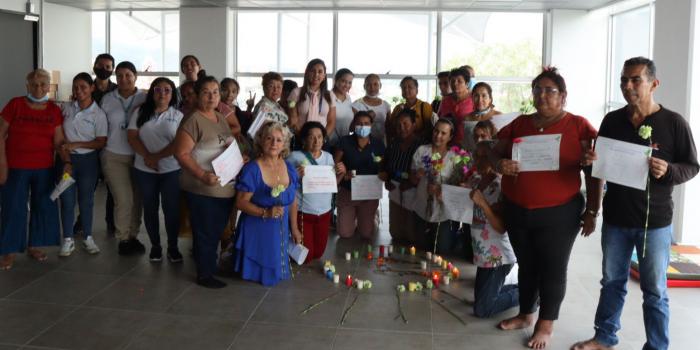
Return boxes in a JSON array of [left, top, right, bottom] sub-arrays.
[[300, 290, 343, 315], [432, 296, 467, 325], [340, 294, 360, 325], [396, 290, 408, 324], [643, 176, 650, 258]]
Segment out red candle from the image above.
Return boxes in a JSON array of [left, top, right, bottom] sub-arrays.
[[379, 245, 385, 257], [366, 251, 373, 261], [345, 275, 353, 287], [432, 271, 441, 287]]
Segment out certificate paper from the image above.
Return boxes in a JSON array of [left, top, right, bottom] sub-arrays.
[[302, 165, 338, 194], [351, 175, 384, 200], [247, 111, 268, 138], [211, 139, 244, 186], [512, 134, 562, 172], [440, 184, 474, 224], [592, 136, 651, 190], [491, 112, 519, 131]]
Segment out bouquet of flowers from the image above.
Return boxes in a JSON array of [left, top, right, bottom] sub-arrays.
[[446, 146, 474, 185]]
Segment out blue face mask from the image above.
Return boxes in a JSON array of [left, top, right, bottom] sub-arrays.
[[468, 78, 477, 91], [27, 93, 49, 103], [355, 125, 371, 138]]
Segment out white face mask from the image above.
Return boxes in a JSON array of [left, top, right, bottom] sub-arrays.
[[354, 125, 371, 138], [27, 93, 49, 103]]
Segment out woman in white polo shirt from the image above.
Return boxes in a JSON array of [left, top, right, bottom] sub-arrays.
[[58, 72, 108, 257], [100, 61, 147, 256], [128, 77, 184, 263]]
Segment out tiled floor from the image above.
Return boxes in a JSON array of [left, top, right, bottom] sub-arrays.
[[0, 184, 698, 350]]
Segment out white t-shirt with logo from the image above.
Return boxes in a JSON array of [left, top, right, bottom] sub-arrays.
[[61, 101, 108, 154], [128, 106, 183, 174], [100, 89, 147, 155]]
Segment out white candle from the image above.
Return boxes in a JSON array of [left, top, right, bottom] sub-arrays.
[[426, 252, 432, 260], [420, 260, 427, 270], [345, 252, 351, 261], [388, 245, 393, 254], [333, 274, 340, 284], [443, 275, 450, 285]]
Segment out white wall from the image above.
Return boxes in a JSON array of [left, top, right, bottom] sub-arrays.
[[549, 9, 609, 128], [179, 8, 232, 82], [0, 0, 39, 14], [42, 2, 91, 101], [653, 0, 700, 244]]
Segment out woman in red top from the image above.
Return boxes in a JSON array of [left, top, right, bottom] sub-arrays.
[[493, 68, 602, 349], [0, 69, 70, 270], [437, 67, 474, 146]]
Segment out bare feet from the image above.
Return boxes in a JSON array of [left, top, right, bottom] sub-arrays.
[[27, 248, 48, 261], [527, 319, 554, 349], [570, 338, 614, 350], [1, 254, 15, 270], [498, 313, 535, 330]]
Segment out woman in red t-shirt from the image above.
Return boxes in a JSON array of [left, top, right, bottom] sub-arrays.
[[437, 67, 475, 147], [492, 68, 603, 349], [0, 69, 70, 270]]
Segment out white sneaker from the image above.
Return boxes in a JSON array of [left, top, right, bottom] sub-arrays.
[[59, 238, 75, 257], [83, 236, 100, 254]]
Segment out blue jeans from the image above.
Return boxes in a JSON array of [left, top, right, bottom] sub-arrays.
[[185, 192, 234, 280], [474, 264, 519, 318], [59, 152, 100, 238], [133, 169, 181, 250], [593, 222, 672, 350], [0, 168, 60, 254]]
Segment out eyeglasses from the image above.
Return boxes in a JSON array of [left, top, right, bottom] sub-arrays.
[[154, 87, 172, 95], [532, 86, 560, 95]]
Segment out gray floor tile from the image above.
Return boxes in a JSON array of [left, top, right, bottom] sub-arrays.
[[0, 269, 47, 298], [338, 291, 432, 333], [0, 301, 73, 345], [251, 288, 348, 327], [433, 332, 527, 350], [28, 307, 154, 350], [6, 271, 118, 305], [334, 329, 433, 350], [124, 314, 243, 350], [229, 323, 334, 350], [87, 276, 191, 312], [0, 345, 20, 350], [57, 248, 145, 276], [166, 285, 267, 321]]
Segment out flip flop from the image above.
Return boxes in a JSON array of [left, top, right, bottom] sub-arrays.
[[27, 249, 48, 262], [0, 254, 15, 270]]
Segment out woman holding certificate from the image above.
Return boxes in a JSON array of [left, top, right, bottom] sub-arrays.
[[250, 72, 289, 129], [234, 121, 302, 286], [288, 121, 345, 262], [334, 111, 386, 239], [493, 67, 602, 349], [174, 75, 235, 289]]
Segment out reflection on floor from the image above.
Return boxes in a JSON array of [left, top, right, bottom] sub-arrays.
[[0, 185, 697, 350]]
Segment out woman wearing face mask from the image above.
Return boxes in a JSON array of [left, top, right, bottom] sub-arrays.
[[388, 76, 433, 143], [58, 73, 108, 257], [463, 82, 501, 152], [438, 67, 474, 147], [334, 111, 386, 239], [330, 68, 354, 147], [128, 77, 184, 263], [352, 74, 392, 141], [287, 121, 345, 262], [288, 59, 336, 139], [100, 61, 147, 256], [0, 69, 69, 270]]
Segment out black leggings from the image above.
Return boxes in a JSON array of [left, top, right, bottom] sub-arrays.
[[504, 194, 584, 320]]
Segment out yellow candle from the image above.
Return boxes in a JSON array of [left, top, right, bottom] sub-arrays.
[[409, 246, 416, 256]]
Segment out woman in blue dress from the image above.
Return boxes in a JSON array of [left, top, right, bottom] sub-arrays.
[[234, 121, 302, 286]]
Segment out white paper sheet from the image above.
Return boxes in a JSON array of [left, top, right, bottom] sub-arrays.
[[288, 243, 309, 265], [302, 165, 338, 194], [412, 178, 444, 222], [512, 134, 562, 172], [389, 180, 417, 210], [50, 173, 75, 201], [592, 136, 651, 190], [350, 175, 384, 200], [211, 139, 245, 186], [247, 110, 268, 138], [490, 112, 519, 131], [440, 184, 474, 224]]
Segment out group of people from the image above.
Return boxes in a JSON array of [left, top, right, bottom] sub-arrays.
[[0, 52, 697, 350]]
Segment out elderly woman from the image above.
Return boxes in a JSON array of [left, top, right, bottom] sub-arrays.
[[128, 77, 183, 263], [100, 61, 146, 256], [330, 68, 354, 147], [288, 59, 336, 138], [251, 72, 289, 128], [438, 67, 474, 147], [334, 111, 386, 239], [288, 121, 345, 262], [411, 118, 460, 254], [388, 76, 433, 143], [174, 75, 237, 288], [0, 69, 69, 269], [234, 121, 301, 286], [463, 82, 502, 152], [352, 74, 392, 141], [58, 73, 108, 257], [493, 68, 601, 349], [383, 109, 421, 244]]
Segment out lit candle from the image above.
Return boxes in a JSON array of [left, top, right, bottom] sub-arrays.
[[377, 256, 384, 267], [451, 267, 460, 279], [426, 252, 432, 260], [379, 245, 385, 257], [409, 246, 416, 256], [443, 275, 451, 285], [345, 275, 353, 287], [420, 260, 427, 270], [442, 260, 448, 270], [345, 252, 351, 261], [432, 271, 441, 287], [366, 251, 373, 260], [333, 274, 340, 284], [355, 280, 364, 289], [447, 262, 454, 271]]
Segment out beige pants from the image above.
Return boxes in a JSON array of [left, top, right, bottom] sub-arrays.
[[101, 150, 142, 241]]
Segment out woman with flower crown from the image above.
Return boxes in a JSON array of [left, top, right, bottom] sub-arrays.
[[492, 67, 602, 349], [233, 121, 302, 287]]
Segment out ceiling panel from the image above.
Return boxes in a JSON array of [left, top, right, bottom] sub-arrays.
[[45, 0, 628, 11]]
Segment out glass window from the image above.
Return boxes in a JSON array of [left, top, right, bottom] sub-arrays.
[[609, 6, 653, 108], [109, 11, 179, 72], [91, 12, 106, 61], [237, 12, 333, 73], [337, 12, 437, 75]]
